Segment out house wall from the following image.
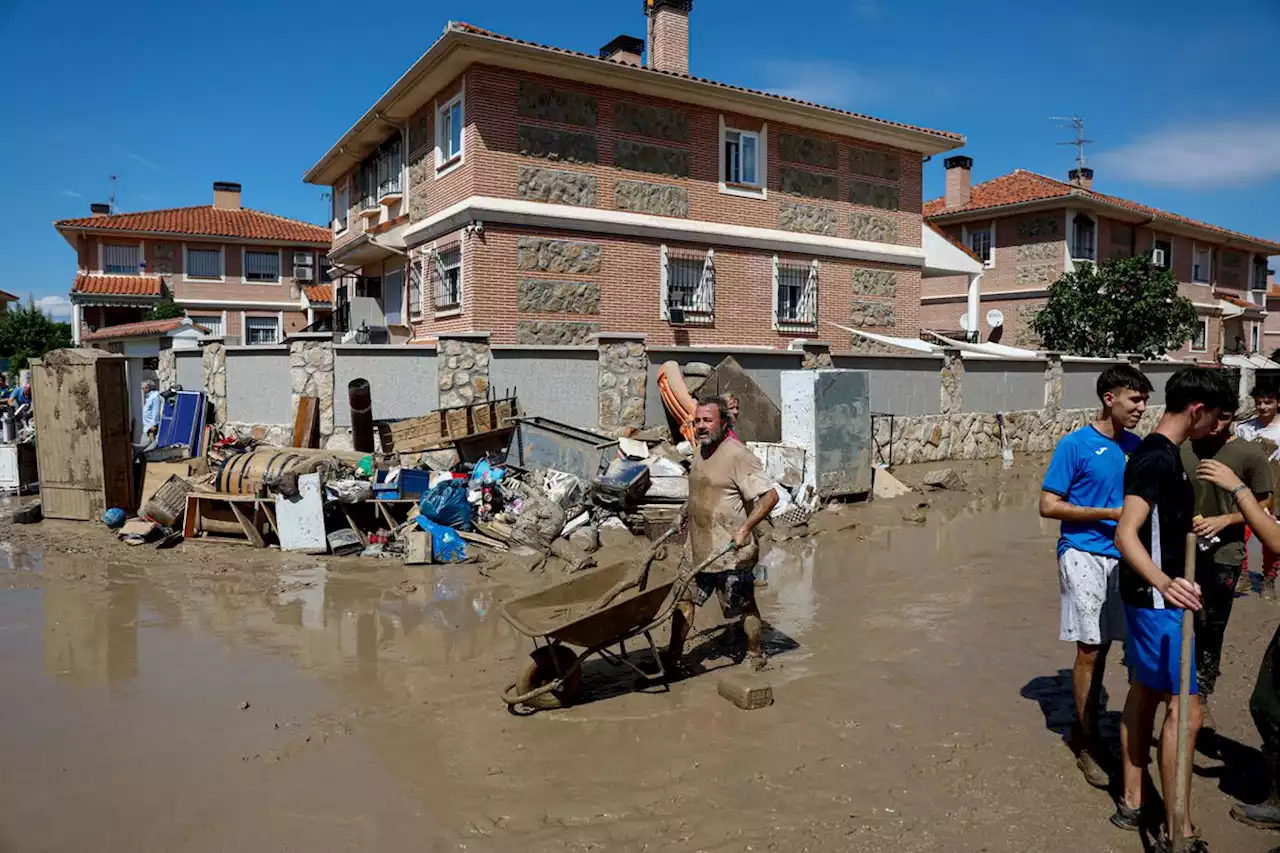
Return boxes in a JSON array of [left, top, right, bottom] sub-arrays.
[[488, 346, 599, 429], [332, 346, 439, 426], [225, 346, 292, 424]]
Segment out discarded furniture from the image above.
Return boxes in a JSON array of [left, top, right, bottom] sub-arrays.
[[183, 493, 276, 546], [156, 390, 207, 456], [504, 416, 618, 484], [276, 472, 326, 553], [378, 397, 518, 453], [292, 396, 320, 449], [0, 443, 38, 495], [31, 349, 135, 519], [780, 369, 872, 499]]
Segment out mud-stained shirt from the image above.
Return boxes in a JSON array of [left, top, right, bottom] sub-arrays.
[[687, 439, 774, 571]]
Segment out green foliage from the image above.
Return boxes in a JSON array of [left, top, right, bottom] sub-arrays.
[[147, 296, 184, 321], [1031, 256, 1199, 358], [0, 298, 74, 372]]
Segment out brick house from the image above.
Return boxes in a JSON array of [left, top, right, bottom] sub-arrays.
[[56, 182, 332, 346], [302, 2, 965, 350], [923, 159, 1280, 359]]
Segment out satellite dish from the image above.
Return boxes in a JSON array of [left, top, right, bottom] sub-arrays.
[[986, 309, 1005, 328], [959, 313, 971, 331]]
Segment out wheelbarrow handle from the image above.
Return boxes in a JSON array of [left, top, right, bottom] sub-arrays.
[[670, 541, 737, 598]]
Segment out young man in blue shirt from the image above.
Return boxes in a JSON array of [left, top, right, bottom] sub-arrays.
[[1040, 365, 1153, 788]]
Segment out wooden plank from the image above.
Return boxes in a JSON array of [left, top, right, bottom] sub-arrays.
[[340, 505, 368, 548], [404, 531, 432, 565], [375, 502, 397, 529], [139, 461, 193, 511], [260, 501, 279, 535], [459, 529, 509, 551], [228, 501, 266, 548], [291, 396, 320, 448]]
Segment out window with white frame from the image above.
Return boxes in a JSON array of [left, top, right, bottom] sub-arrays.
[[185, 246, 222, 280], [437, 94, 464, 169], [1193, 245, 1211, 284], [773, 257, 818, 328], [661, 246, 715, 323], [188, 315, 223, 337], [408, 258, 423, 318], [244, 250, 280, 283], [722, 128, 760, 186], [967, 227, 993, 267], [245, 316, 279, 346], [1152, 237, 1172, 270], [103, 243, 141, 274], [334, 179, 349, 232], [377, 135, 403, 198], [433, 246, 462, 310], [1253, 322, 1261, 353], [1071, 214, 1096, 261], [1190, 318, 1208, 352]]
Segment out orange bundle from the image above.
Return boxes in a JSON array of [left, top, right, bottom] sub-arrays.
[[657, 361, 696, 444]]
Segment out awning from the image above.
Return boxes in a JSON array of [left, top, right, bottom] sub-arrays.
[[1223, 353, 1280, 369], [926, 331, 1115, 362], [921, 222, 983, 278]]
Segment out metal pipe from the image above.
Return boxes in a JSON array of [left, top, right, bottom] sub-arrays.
[[348, 378, 375, 453]]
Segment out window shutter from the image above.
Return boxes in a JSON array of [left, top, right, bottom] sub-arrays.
[[659, 244, 670, 320], [802, 260, 819, 324], [771, 255, 780, 329], [695, 248, 715, 315]]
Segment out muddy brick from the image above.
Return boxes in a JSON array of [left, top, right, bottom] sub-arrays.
[[718, 674, 774, 710]]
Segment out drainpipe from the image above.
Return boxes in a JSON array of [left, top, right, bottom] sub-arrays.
[[966, 271, 983, 342]]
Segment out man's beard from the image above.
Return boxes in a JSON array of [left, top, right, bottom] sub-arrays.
[[696, 426, 724, 447]]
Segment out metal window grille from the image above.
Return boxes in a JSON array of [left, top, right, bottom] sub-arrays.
[[664, 247, 714, 323], [245, 317, 279, 345], [186, 247, 221, 279], [377, 136, 402, 198], [408, 258, 423, 317], [433, 247, 461, 309], [244, 250, 280, 282], [189, 315, 222, 336], [776, 260, 817, 326], [969, 230, 992, 264], [103, 244, 140, 274]]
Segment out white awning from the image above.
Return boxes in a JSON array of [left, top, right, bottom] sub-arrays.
[[922, 224, 983, 278], [1223, 353, 1280, 369]]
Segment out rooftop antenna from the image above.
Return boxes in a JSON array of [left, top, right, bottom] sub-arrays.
[[1051, 115, 1093, 171], [108, 174, 118, 213]]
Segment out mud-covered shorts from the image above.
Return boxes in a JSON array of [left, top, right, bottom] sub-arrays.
[[681, 569, 757, 618]]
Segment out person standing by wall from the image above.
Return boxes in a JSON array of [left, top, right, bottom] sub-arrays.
[[1235, 382, 1280, 598], [1039, 365, 1152, 788], [141, 380, 161, 446]]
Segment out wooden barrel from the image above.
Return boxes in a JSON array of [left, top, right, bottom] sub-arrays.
[[215, 450, 315, 495]]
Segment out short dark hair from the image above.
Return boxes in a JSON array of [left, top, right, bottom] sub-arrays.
[[1096, 365, 1153, 401], [1165, 366, 1235, 414], [694, 396, 731, 425], [1252, 381, 1279, 400]]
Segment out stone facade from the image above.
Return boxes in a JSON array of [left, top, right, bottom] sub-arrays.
[[1017, 215, 1062, 240], [614, 102, 688, 142], [778, 133, 839, 169], [598, 339, 647, 434], [517, 320, 600, 346], [202, 341, 227, 425], [152, 243, 175, 275], [157, 349, 176, 390], [849, 147, 900, 181], [800, 342, 833, 369], [516, 125, 598, 164], [437, 336, 491, 408], [614, 180, 689, 217], [1043, 354, 1063, 414], [517, 279, 600, 314], [516, 165, 598, 207], [1016, 262, 1058, 287], [516, 81, 597, 126], [516, 237, 602, 275], [778, 202, 838, 236], [289, 339, 335, 439], [614, 139, 690, 178], [849, 300, 895, 328], [849, 212, 899, 243], [779, 166, 839, 201], [1016, 242, 1059, 263], [850, 180, 899, 211], [407, 158, 432, 222], [940, 350, 963, 414], [1014, 305, 1044, 348], [848, 335, 903, 354], [850, 269, 897, 298]]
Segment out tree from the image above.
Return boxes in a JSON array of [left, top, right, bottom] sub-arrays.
[[0, 298, 74, 371], [147, 296, 184, 320], [1032, 256, 1199, 358]]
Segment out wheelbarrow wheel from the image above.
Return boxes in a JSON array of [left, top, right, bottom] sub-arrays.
[[516, 646, 581, 710]]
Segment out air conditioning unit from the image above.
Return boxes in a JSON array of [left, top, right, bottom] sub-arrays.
[[294, 265, 314, 281], [293, 252, 313, 266], [1152, 248, 1166, 267]]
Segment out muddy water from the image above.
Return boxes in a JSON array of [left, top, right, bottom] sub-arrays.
[[1, 481, 1278, 852]]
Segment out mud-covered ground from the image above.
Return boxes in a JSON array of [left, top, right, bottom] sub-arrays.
[[2, 456, 1279, 852]]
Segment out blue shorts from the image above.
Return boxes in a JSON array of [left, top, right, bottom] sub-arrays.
[[1124, 606, 1198, 695]]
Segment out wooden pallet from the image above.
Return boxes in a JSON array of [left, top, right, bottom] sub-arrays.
[[378, 398, 518, 453], [183, 493, 277, 546]]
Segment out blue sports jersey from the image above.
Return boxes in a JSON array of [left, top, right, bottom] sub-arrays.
[[1042, 424, 1141, 558]]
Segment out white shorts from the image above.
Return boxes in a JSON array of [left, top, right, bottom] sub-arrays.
[[1059, 548, 1125, 645]]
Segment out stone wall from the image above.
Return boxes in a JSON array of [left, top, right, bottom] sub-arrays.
[[516, 165, 597, 206], [849, 300, 895, 328], [157, 349, 176, 390], [614, 139, 690, 178], [517, 280, 599, 314], [202, 341, 227, 425], [614, 180, 689, 217], [779, 167, 839, 201], [289, 339, 335, 440], [516, 125, 598, 164], [850, 270, 897, 298], [849, 147, 900, 181], [779, 202, 837, 236], [614, 102, 688, 142], [437, 335, 491, 408], [850, 180, 899, 211], [849, 212, 898, 243], [516, 81, 597, 126], [517, 320, 599, 346], [778, 133, 839, 169], [598, 337, 647, 435], [516, 237, 602, 275]]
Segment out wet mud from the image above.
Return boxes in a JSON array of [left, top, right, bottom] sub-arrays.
[[2, 458, 1279, 851]]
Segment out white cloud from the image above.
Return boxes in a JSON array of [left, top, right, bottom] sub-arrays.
[[35, 295, 72, 322], [757, 60, 888, 107], [59, 189, 83, 199], [124, 151, 160, 170], [1093, 121, 1280, 188]]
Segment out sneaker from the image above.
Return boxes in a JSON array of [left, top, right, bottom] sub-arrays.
[[1264, 576, 1277, 600], [1230, 798, 1280, 829], [1110, 800, 1144, 832], [1237, 571, 1253, 594], [1076, 749, 1111, 789]]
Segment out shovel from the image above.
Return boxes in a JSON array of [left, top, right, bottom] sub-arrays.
[[1172, 532, 1197, 853]]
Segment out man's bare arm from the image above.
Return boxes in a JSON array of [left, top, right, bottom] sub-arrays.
[[1199, 460, 1280, 553], [1039, 491, 1122, 523], [1115, 494, 1201, 610], [733, 489, 779, 549]]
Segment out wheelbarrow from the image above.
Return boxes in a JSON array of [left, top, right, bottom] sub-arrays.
[[500, 540, 734, 711]]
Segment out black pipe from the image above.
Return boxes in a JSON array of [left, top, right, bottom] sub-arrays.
[[348, 378, 374, 453]]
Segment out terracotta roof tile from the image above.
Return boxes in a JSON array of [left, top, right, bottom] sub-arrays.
[[924, 169, 1280, 251], [72, 274, 163, 297], [302, 284, 333, 304], [450, 22, 963, 143], [56, 206, 330, 244], [83, 318, 208, 342]]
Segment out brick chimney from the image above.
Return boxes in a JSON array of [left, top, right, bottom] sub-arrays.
[[600, 34, 644, 66], [89, 203, 111, 217], [1068, 167, 1093, 190], [944, 156, 973, 209], [213, 181, 242, 210], [645, 0, 692, 75]]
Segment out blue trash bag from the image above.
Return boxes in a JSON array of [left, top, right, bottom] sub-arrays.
[[418, 478, 473, 530], [415, 516, 468, 563], [102, 507, 127, 529]]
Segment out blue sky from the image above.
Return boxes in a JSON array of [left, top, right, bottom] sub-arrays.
[[2, 0, 1277, 320]]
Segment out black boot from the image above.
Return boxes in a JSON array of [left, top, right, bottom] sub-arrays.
[[1231, 753, 1280, 829]]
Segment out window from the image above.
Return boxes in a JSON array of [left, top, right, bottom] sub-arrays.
[[1193, 245, 1211, 284], [433, 246, 462, 310], [1253, 323, 1262, 354], [1071, 214, 1096, 261], [245, 317, 279, 346], [968, 227, 993, 267], [1253, 258, 1270, 291], [723, 128, 760, 186], [1191, 318, 1208, 353], [189, 315, 223, 337], [359, 159, 378, 210], [661, 246, 715, 323], [408, 258, 423, 318], [185, 246, 222, 280], [244, 250, 280, 283], [334, 179, 349, 232], [377, 136, 403, 198], [103, 243, 141, 274], [437, 94, 464, 170], [773, 257, 818, 328], [1153, 238, 1172, 270]]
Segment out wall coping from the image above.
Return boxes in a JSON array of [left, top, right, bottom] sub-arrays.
[[491, 344, 598, 353], [595, 332, 647, 342], [225, 345, 290, 353], [832, 351, 945, 362], [283, 332, 332, 342], [647, 346, 806, 357], [434, 331, 491, 341], [335, 344, 438, 353]]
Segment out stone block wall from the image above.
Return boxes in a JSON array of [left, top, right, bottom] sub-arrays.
[[598, 335, 647, 435], [157, 349, 176, 390], [289, 339, 335, 440], [202, 341, 227, 425], [437, 335, 491, 407]]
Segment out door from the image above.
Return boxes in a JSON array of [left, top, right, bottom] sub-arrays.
[[383, 269, 404, 326]]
